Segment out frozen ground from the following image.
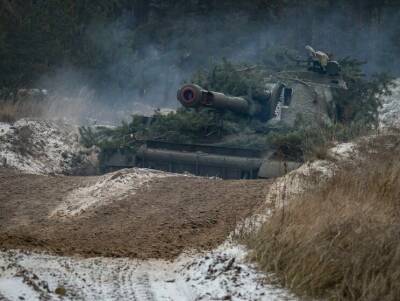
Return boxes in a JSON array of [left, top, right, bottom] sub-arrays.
[[0, 242, 295, 301], [0, 119, 95, 175]]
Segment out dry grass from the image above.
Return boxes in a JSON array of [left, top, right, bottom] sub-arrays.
[[0, 99, 46, 123], [244, 134, 400, 301]]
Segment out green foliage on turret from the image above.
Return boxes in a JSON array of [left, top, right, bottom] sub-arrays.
[[191, 59, 268, 98], [80, 108, 225, 151]]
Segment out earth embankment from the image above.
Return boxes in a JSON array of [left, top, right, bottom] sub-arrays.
[[0, 168, 269, 259]]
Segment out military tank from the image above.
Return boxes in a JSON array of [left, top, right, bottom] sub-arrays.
[[104, 58, 347, 179]]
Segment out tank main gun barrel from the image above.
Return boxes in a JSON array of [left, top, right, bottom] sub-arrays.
[[177, 84, 261, 116]]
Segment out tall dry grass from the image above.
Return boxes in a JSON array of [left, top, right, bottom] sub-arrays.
[[244, 134, 400, 301]]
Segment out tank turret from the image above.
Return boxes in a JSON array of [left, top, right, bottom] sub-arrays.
[[177, 65, 347, 127]]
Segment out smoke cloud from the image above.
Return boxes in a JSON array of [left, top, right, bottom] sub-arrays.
[[35, 3, 400, 124]]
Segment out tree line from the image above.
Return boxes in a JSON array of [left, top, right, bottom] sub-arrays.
[[0, 0, 399, 99]]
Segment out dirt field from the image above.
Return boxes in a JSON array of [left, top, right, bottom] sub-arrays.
[[0, 168, 269, 259]]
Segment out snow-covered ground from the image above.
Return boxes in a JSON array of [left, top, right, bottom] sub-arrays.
[[380, 78, 400, 128], [0, 242, 295, 301], [51, 168, 177, 218], [0, 119, 95, 175]]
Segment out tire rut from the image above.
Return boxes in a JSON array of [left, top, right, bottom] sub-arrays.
[[132, 271, 154, 301], [116, 263, 138, 300]]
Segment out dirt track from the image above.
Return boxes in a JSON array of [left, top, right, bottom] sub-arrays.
[[0, 168, 269, 259]]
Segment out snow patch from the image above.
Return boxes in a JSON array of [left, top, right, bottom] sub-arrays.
[[237, 144, 357, 234], [50, 168, 176, 218], [380, 79, 400, 128], [232, 159, 337, 237], [0, 244, 296, 301], [263, 140, 366, 213], [265, 160, 335, 211], [0, 119, 94, 175]]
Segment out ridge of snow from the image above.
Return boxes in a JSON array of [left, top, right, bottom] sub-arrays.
[[264, 141, 360, 217], [50, 168, 178, 218]]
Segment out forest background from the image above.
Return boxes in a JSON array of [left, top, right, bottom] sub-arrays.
[[1, 0, 399, 109]]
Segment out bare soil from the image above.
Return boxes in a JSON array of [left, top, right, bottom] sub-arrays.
[[0, 168, 269, 259]]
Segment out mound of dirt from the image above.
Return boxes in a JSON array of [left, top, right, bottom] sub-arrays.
[[0, 168, 269, 259]]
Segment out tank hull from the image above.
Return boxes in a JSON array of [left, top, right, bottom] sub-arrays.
[[137, 144, 262, 179], [102, 141, 300, 179]]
